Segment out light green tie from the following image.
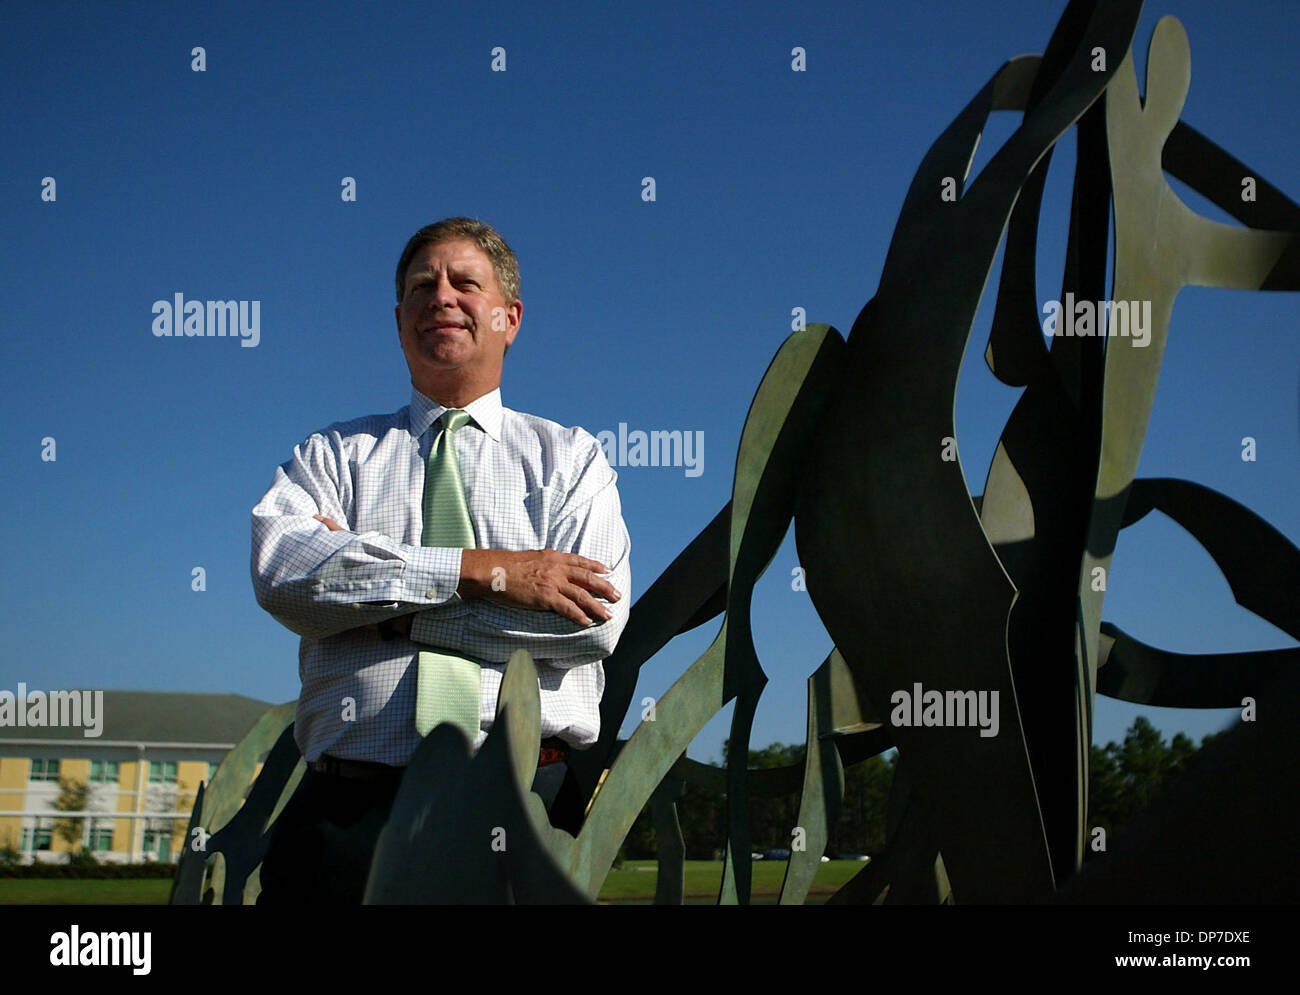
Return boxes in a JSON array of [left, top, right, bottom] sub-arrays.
[[414, 409, 481, 741]]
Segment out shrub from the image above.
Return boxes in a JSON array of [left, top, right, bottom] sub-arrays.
[[0, 861, 178, 879]]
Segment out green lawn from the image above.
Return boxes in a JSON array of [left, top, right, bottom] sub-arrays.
[[598, 859, 866, 903], [0, 860, 866, 904], [0, 879, 174, 904]]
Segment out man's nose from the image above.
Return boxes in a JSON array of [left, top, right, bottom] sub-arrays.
[[429, 273, 458, 309]]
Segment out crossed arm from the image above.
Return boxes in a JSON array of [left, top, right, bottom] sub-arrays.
[[250, 429, 631, 666], [312, 512, 618, 632]]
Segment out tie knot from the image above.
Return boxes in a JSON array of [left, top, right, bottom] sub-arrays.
[[441, 409, 472, 434]]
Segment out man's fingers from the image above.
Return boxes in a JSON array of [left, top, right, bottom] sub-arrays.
[[549, 553, 620, 600], [544, 587, 592, 626], [559, 553, 612, 580], [575, 568, 620, 603], [565, 605, 595, 627], [560, 584, 612, 624], [569, 581, 614, 621], [314, 514, 344, 531]]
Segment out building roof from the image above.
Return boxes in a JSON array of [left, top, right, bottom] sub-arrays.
[[0, 691, 282, 746]]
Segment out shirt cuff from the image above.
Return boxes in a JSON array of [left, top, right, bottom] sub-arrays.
[[400, 545, 464, 606]]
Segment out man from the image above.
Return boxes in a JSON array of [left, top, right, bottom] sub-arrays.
[[250, 218, 631, 903]]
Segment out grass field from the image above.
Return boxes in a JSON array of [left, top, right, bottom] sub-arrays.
[[0, 859, 867, 904], [0, 879, 174, 905], [597, 859, 866, 903]]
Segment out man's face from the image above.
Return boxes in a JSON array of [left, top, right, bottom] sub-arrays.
[[395, 238, 521, 393]]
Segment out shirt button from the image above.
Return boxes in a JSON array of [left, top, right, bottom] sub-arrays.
[[426, 589, 437, 599], [350, 603, 362, 610]]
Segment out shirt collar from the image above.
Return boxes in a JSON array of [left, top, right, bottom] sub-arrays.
[[408, 385, 503, 443]]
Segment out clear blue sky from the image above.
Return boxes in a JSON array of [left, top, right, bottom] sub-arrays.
[[3, 1, 1296, 766]]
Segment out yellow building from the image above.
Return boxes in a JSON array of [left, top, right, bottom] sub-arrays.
[[0, 691, 275, 864]]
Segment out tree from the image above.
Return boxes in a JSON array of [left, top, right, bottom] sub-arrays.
[[53, 776, 88, 852], [1087, 741, 1126, 838], [828, 750, 895, 857], [1087, 716, 1224, 842], [616, 802, 657, 864], [677, 771, 726, 859], [171, 779, 193, 847], [667, 741, 897, 858], [624, 719, 1222, 868]]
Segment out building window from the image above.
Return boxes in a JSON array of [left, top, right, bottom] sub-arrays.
[[29, 759, 60, 781], [90, 760, 120, 783], [142, 829, 173, 861], [21, 827, 53, 851], [89, 827, 114, 852], [148, 761, 177, 784]]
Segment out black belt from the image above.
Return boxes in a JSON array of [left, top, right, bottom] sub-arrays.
[[310, 737, 569, 782], [308, 755, 406, 782]]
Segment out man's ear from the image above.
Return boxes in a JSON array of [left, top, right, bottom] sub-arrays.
[[503, 299, 522, 349]]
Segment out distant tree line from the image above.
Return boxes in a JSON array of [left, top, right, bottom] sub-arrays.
[[1086, 715, 1221, 848], [618, 716, 1223, 862]]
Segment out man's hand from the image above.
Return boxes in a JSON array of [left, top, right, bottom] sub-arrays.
[[459, 548, 621, 627], [312, 514, 621, 630]]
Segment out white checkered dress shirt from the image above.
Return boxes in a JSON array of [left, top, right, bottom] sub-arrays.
[[251, 386, 631, 764]]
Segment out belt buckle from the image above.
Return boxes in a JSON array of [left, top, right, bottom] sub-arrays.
[[310, 755, 340, 777]]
